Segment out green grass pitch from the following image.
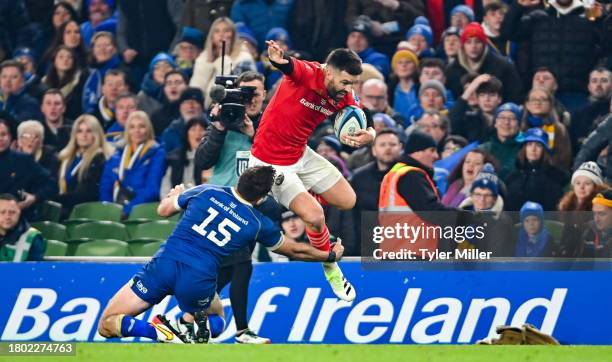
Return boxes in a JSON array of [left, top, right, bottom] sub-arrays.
[[2, 344, 612, 362]]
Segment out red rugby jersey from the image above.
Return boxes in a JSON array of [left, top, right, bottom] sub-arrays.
[[251, 58, 359, 166]]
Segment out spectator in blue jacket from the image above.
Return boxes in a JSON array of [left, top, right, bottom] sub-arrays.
[[100, 110, 166, 214], [346, 17, 390, 78], [0, 60, 43, 123], [230, 0, 293, 51], [80, 0, 117, 48], [82, 32, 122, 114], [136, 53, 176, 116]]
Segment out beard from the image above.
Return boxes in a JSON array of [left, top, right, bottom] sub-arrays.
[[326, 84, 347, 102]]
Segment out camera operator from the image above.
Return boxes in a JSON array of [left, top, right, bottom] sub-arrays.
[[194, 71, 276, 344]]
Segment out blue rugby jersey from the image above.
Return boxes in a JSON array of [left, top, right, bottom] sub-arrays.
[[160, 184, 283, 278]]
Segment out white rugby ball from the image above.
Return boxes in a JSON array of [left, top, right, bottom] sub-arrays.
[[334, 105, 367, 143]]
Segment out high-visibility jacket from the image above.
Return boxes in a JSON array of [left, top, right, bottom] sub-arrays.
[[378, 162, 439, 255]]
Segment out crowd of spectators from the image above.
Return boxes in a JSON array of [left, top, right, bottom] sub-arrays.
[[1, 0, 611, 260]]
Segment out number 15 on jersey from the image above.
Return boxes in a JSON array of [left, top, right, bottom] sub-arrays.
[[192, 207, 241, 247]]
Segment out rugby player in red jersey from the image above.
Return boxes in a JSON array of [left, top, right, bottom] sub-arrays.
[[249, 40, 376, 301]]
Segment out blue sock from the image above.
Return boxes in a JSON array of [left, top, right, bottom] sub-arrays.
[[208, 314, 225, 338], [120, 315, 158, 340]]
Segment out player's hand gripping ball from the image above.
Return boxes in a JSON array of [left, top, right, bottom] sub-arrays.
[[334, 105, 368, 147]]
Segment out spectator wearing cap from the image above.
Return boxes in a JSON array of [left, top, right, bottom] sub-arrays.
[[577, 190, 612, 258], [117, 0, 184, 87], [100, 111, 166, 215], [559, 163, 611, 258], [236, 22, 259, 62], [345, 1, 426, 56], [182, 0, 233, 37], [190, 17, 255, 108], [12, 48, 39, 92], [445, 22, 522, 103], [388, 49, 419, 119], [515, 201, 555, 257], [316, 135, 350, 178], [480, 102, 523, 179], [89, 69, 129, 130], [450, 74, 502, 143], [346, 17, 390, 78], [171, 27, 204, 80], [574, 111, 612, 183], [458, 163, 515, 256], [261, 27, 312, 90], [521, 87, 572, 169], [570, 68, 612, 150], [406, 79, 448, 123], [450, 5, 474, 30], [0, 60, 43, 123], [15, 120, 60, 179], [80, 0, 117, 48], [481, 2, 514, 58], [151, 70, 188, 137], [161, 87, 206, 153], [501, 0, 604, 113], [437, 26, 461, 63], [416, 58, 455, 108], [136, 53, 177, 116], [505, 127, 569, 211], [405, 21, 434, 58]]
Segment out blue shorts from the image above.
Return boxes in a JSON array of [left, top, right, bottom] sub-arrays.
[[130, 256, 216, 313]]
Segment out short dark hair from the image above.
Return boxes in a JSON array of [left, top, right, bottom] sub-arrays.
[[460, 73, 478, 87], [103, 69, 127, 84], [164, 70, 187, 84], [534, 67, 558, 80], [484, 1, 507, 14], [476, 76, 503, 95], [374, 128, 401, 143], [0, 193, 18, 202], [42, 89, 66, 103], [237, 166, 276, 203], [237, 70, 265, 85], [420, 58, 445, 72], [325, 48, 362, 76], [443, 135, 468, 149], [0, 60, 24, 75]]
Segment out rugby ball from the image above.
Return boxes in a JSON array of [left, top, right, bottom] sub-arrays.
[[334, 105, 367, 143]]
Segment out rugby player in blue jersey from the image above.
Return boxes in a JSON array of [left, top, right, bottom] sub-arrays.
[[97, 166, 345, 343]]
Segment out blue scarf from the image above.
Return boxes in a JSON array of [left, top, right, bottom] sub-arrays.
[[527, 114, 549, 127], [64, 155, 82, 190], [515, 229, 550, 257], [82, 54, 121, 113], [140, 72, 164, 101]]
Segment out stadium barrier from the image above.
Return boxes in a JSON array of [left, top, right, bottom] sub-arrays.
[[1, 260, 612, 344]]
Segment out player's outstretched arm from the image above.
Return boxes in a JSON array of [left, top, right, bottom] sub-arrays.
[[157, 184, 185, 217], [273, 237, 345, 262]]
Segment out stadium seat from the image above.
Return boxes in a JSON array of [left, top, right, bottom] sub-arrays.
[[124, 202, 181, 225], [45, 240, 68, 257], [74, 239, 129, 257], [31, 221, 67, 242], [129, 241, 163, 256], [128, 220, 177, 242], [64, 202, 123, 225], [66, 221, 128, 255], [38, 200, 62, 222]]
